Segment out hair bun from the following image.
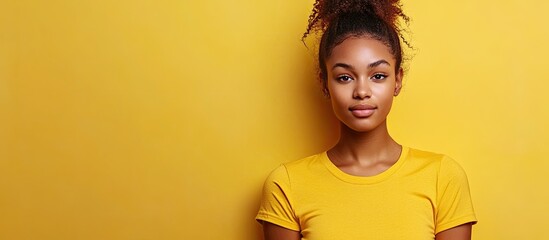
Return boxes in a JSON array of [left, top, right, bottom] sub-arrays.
[[304, 0, 408, 40]]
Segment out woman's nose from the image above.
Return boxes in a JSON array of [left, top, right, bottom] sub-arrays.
[[353, 79, 371, 99]]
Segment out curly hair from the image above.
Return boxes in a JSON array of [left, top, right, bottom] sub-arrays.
[[302, 0, 410, 94]]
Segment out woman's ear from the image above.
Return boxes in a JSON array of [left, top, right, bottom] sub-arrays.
[[394, 68, 404, 96], [320, 74, 330, 98], [322, 87, 330, 98]]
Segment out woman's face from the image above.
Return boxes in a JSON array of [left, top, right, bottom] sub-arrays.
[[325, 36, 403, 133]]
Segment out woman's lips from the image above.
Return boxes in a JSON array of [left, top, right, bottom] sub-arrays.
[[349, 104, 376, 118]]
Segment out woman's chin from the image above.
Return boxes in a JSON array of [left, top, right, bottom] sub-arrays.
[[339, 121, 385, 133]]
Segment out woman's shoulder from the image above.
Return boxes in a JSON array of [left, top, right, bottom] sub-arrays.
[[283, 152, 325, 168], [285, 152, 327, 176], [405, 146, 468, 175], [407, 147, 458, 163], [407, 147, 446, 160], [264, 152, 326, 182]]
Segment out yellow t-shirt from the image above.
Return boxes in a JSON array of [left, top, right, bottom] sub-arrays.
[[256, 146, 477, 240]]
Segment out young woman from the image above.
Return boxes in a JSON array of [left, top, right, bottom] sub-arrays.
[[256, 0, 477, 239]]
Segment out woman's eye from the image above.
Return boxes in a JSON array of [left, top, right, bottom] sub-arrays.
[[337, 75, 353, 82], [371, 74, 387, 81]]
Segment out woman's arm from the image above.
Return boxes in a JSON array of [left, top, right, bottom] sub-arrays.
[[435, 223, 473, 240], [262, 222, 301, 240]]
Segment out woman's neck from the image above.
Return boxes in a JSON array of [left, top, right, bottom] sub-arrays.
[[329, 120, 401, 166]]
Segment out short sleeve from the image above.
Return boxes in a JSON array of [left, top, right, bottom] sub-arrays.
[[435, 156, 478, 234], [256, 165, 300, 231]]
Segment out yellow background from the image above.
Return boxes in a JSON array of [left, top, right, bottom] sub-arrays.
[[1, 0, 548, 239]]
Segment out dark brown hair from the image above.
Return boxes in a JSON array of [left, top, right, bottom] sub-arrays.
[[303, 0, 410, 93]]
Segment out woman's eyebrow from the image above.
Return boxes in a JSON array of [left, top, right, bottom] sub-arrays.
[[332, 62, 354, 70], [332, 59, 391, 70], [369, 59, 391, 68]]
